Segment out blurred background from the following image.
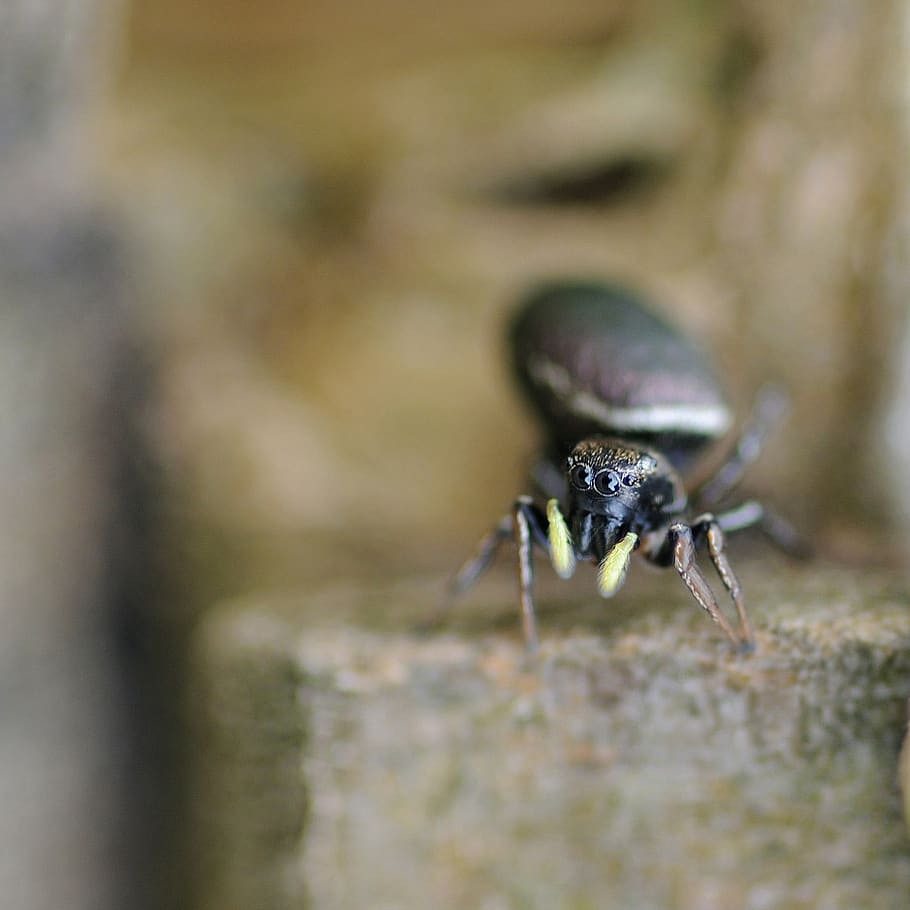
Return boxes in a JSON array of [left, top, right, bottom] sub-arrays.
[[4, 0, 910, 906], [108, 0, 910, 588]]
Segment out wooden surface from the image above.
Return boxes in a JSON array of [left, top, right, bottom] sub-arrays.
[[194, 559, 910, 909]]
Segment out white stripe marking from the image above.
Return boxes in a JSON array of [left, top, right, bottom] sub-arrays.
[[528, 357, 731, 435]]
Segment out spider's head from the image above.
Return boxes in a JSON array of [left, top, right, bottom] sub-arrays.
[[566, 437, 684, 529]]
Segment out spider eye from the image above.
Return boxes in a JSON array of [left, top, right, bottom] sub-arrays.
[[621, 473, 637, 487], [593, 469, 621, 495], [569, 463, 592, 490]]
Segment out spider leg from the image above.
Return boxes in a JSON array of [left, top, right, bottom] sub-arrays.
[[715, 499, 811, 558], [447, 514, 514, 601], [435, 496, 551, 651], [690, 386, 808, 559], [694, 384, 788, 507], [646, 520, 751, 650], [693, 514, 753, 648], [512, 497, 541, 651], [673, 522, 746, 648]]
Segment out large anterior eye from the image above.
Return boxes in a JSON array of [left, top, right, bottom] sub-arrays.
[[569, 463, 593, 490], [594, 469, 621, 495]]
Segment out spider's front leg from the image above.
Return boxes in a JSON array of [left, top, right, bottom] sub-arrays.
[[693, 515, 753, 648], [443, 496, 577, 651], [645, 514, 753, 651], [512, 495, 583, 650]]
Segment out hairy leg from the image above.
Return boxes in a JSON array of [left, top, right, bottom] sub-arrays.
[[433, 497, 551, 650], [667, 522, 746, 649]]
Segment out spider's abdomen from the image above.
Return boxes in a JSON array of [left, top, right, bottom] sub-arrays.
[[509, 281, 731, 469]]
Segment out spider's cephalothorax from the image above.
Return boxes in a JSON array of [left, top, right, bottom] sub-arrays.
[[445, 280, 802, 652]]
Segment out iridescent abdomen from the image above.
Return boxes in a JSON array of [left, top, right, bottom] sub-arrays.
[[509, 281, 731, 470]]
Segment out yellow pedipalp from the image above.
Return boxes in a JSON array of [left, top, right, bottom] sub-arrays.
[[546, 499, 576, 579], [597, 531, 638, 598]]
